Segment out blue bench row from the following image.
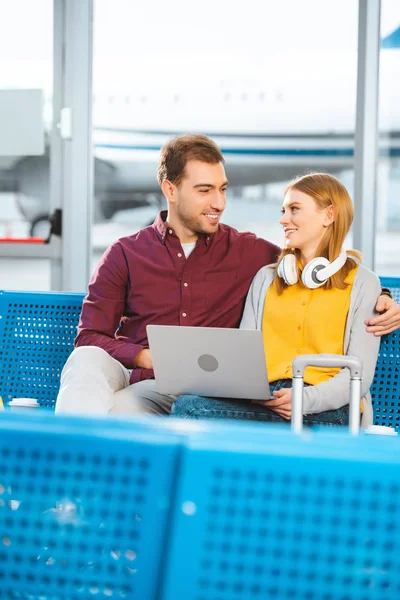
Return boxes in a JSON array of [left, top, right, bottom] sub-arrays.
[[0, 278, 399, 427], [1, 410, 400, 599], [0, 277, 400, 429]]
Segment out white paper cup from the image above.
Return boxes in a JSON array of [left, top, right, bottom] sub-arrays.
[[8, 398, 40, 410], [364, 425, 398, 436]]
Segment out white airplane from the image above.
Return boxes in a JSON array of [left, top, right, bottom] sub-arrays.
[[1, 24, 399, 233]]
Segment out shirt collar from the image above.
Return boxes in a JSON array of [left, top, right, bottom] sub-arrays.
[[153, 211, 169, 242], [152, 210, 212, 246]]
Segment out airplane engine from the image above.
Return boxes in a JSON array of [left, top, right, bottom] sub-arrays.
[[9, 150, 121, 234]]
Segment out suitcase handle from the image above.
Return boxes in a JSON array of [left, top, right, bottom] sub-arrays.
[[291, 354, 363, 435]]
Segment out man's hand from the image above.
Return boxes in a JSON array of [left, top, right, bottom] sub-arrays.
[[365, 295, 400, 336], [134, 348, 153, 369], [253, 387, 292, 420]]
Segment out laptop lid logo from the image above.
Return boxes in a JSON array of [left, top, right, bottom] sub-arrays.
[[198, 354, 219, 372]]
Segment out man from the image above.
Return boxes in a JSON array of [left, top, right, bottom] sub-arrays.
[[56, 134, 400, 416]]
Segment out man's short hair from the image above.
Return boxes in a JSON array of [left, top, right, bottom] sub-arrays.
[[157, 134, 224, 187]]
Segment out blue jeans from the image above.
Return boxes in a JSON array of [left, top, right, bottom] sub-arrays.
[[170, 379, 349, 427]]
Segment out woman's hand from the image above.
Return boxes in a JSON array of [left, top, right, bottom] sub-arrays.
[[254, 387, 293, 420]]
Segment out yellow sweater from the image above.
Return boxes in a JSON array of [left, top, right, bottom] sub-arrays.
[[262, 266, 358, 385]]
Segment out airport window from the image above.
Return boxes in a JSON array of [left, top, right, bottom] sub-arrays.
[[375, 0, 400, 275], [0, 0, 397, 289], [0, 0, 53, 290], [91, 0, 361, 272]]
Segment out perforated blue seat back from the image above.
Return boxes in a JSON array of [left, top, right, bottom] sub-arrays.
[[0, 291, 84, 407], [162, 426, 400, 600], [371, 278, 400, 429], [380, 276, 400, 304], [0, 412, 180, 599]]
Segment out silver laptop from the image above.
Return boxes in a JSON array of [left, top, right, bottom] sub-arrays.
[[146, 325, 271, 401]]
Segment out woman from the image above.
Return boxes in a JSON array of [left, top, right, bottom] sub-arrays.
[[171, 173, 381, 427]]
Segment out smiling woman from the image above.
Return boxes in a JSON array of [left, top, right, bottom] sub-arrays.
[[171, 172, 382, 428], [275, 173, 362, 294]]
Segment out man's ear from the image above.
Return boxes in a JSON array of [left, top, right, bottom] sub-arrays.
[[161, 179, 176, 203]]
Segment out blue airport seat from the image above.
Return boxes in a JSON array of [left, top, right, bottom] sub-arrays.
[[380, 276, 400, 304], [370, 327, 400, 429], [161, 424, 400, 600], [0, 290, 84, 408], [0, 411, 181, 600], [370, 278, 400, 429]]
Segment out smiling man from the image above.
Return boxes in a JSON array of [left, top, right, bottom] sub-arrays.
[[162, 157, 228, 239], [56, 134, 280, 416], [56, 134, 400, 416]]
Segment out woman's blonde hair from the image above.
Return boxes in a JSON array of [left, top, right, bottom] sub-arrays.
[[274, 172, 362, 294]]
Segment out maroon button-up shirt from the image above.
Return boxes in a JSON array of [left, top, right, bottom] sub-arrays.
[[76, 211, 280, 383]]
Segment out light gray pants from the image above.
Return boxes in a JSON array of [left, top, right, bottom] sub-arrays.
[[55, 346, 177, 416]]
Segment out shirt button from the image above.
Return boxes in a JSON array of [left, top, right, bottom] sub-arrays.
[[301, 301, 306, 306], [177, 253, 182, 258], [182, 312, 187, 317], [184, 282, 188, 287], [169, 229, 173, 234], [297, 325, 302, 330]]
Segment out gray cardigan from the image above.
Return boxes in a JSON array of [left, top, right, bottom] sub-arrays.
[[239, 264, 381, 426]]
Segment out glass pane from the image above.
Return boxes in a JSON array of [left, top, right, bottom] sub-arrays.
[[376, 0, 400, 275], [92, 0, 358, 269], [0, 0, 53, 290]]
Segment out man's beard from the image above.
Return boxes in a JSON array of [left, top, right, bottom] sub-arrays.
[[176, 205, 218, 235]]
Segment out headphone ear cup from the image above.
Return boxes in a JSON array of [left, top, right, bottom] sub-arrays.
[[302, 257, 330, 289], [278, 254, 298, 285]]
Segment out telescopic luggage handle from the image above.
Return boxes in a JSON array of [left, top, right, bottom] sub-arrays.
[[291, 354, 362, 436]]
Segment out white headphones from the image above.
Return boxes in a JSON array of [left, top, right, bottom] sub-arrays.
[[277, 248, 348, 289]]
